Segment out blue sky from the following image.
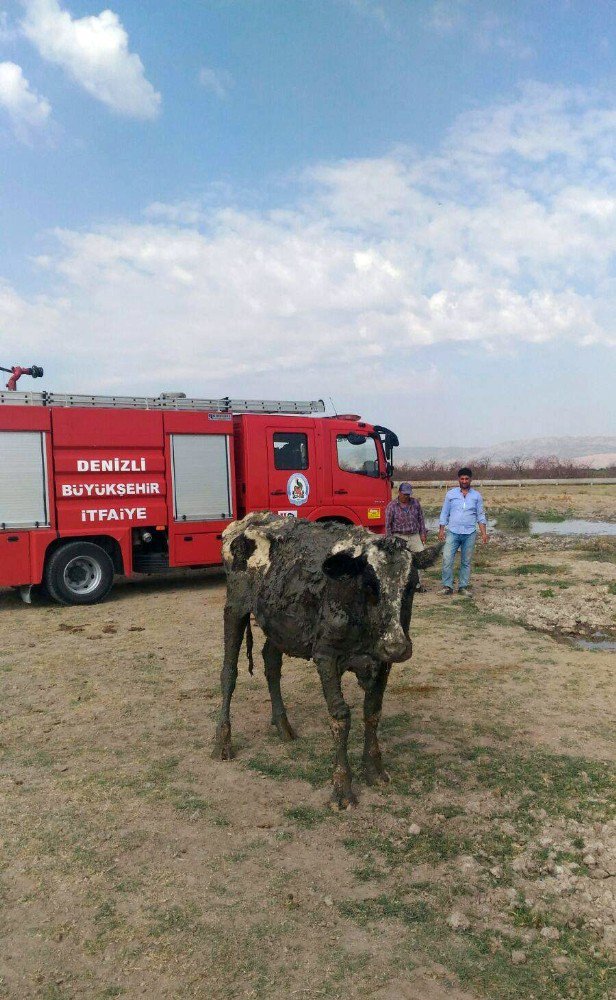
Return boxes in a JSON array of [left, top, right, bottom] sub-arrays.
[[1, 0, 615, 446]]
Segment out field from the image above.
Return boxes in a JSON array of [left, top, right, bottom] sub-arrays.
[[412, 481, 616, 521], [1, 486, 615, 999]]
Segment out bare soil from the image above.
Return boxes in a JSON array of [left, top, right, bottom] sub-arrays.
[[1, 490, 615, 999]]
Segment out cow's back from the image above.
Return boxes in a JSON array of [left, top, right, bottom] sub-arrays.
[[222, 514, 382, 658], [252, 521, 336, 657]]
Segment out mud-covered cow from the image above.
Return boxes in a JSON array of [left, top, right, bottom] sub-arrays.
[[212, 512, 441, 808]]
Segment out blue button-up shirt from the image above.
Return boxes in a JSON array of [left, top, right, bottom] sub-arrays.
[[439, 487, 486, 535]]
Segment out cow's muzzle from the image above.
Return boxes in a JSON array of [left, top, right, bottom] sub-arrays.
[[380, 637, 413, 663]]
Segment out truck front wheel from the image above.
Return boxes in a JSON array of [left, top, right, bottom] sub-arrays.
[[45, 542, 115, 606]]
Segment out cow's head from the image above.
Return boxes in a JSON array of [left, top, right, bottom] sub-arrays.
[[322, 537, 441, 663]]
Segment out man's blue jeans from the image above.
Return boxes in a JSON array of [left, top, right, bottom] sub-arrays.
[[442, 529, 477, 589]]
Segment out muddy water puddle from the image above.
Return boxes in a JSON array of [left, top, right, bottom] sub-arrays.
[[571, 634, 616, 652], [531, 519, 616, 536]]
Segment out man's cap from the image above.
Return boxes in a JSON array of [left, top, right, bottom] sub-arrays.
[[399, 482, 413, 494]]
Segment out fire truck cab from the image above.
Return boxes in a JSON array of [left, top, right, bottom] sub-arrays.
[[0, 390, 397, 606]]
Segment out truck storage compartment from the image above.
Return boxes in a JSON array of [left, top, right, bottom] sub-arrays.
[[169, 433, 233, 567], [0, 531, 31, 587], [0, 431, 49, 529], [171, 434, 232, 521]]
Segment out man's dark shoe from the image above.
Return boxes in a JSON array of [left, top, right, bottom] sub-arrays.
[[440, 587, 453, 595], [457, 587, 472, 596], [415, 584, 427, 593]]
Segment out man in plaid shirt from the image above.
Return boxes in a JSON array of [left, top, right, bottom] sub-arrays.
[[385, 482, 428, 591], [385, 482, 427, 550]]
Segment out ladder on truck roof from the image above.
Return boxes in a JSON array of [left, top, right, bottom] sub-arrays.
[[0, 391, 326, 415]]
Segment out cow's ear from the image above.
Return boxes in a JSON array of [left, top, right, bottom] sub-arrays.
[[323, 551, 367, 579], [229, 534, 257, 571]]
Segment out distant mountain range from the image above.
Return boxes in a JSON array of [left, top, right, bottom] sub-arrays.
[[396, 436, 616, 469]]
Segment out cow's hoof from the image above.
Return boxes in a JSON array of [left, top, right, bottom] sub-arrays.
[[331, 786, 358, 810], [211, 724, 234, 760], [273, 716, 297, 742], [363, 761, 390, 786]]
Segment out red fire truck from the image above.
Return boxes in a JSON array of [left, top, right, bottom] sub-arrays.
[[0, 386, 398, 605]]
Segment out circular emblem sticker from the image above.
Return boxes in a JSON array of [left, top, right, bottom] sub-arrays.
[[287, 473, 310, 506]]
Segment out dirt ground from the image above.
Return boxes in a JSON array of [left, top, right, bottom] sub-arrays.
[[1, 487, 615, 999]]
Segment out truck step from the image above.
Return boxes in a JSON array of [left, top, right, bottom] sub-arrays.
[[132, 553, 171, 574]]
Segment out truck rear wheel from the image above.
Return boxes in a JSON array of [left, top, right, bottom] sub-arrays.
[[45, 542, 114, 606]]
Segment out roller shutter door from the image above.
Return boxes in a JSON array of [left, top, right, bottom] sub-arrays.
[[0, 431, 49, 528], [171, 434, 232, 521]]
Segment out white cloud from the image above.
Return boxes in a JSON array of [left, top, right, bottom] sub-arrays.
[[144, 200, 207, 226], [2, 82, 616, 403], [21, 0, 160, 119], [0, 60, 51, 137], [198, 66, 233, 100], [427, 0, 468, 34], [427, 1, 533, 59]]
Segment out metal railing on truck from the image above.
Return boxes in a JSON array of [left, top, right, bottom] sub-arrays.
[[0, 391, 326, 414]]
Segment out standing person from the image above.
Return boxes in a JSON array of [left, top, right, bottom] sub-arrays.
[[438, 467, 487, 596], [385, 482, 428, 591]]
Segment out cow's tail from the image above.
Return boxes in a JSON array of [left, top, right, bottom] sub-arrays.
[[246, 617, 254, 676]]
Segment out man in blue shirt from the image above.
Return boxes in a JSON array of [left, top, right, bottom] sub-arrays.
[[438, 467, 488, 595]]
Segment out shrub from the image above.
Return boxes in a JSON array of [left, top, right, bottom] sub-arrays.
[[538, 509, 568, 522], [512, 563, 561, 575], [394, 456, 616, 481], [495, 509, 530, 532]]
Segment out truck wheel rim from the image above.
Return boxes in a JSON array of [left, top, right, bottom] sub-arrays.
[[63, 556, 102, 595]]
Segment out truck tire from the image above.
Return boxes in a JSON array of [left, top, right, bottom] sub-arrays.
[[45, 542, 115, 606]]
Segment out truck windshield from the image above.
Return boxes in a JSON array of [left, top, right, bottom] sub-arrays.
[[336, 434, 380, 477]]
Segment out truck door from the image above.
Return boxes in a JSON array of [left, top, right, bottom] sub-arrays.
[[330, 429, 385, 506], [266, 426, 316, 517], [164, 413, 235, 567]]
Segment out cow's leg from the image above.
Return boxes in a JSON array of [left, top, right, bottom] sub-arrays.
[[316, 657, 356, 809], [263, 638, 297, 741], [361, 663, 391, 785], [212, 605, 248, 760]]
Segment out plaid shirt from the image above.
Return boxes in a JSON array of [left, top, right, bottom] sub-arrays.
[[385, 497, 426, 536]]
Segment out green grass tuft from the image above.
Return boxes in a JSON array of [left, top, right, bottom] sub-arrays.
[[575, 539, 616, 564], [148, 903, 201, 937], [339, 895, 433, 926], [511, 563, 565, 575], [537, 509, 569, 522], [283, 804, 328, 829], [495, 509, 531, 532]]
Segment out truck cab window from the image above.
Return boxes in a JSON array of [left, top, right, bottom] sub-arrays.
[[273, 432, 309, 470], [336, 434, 380, 477]]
